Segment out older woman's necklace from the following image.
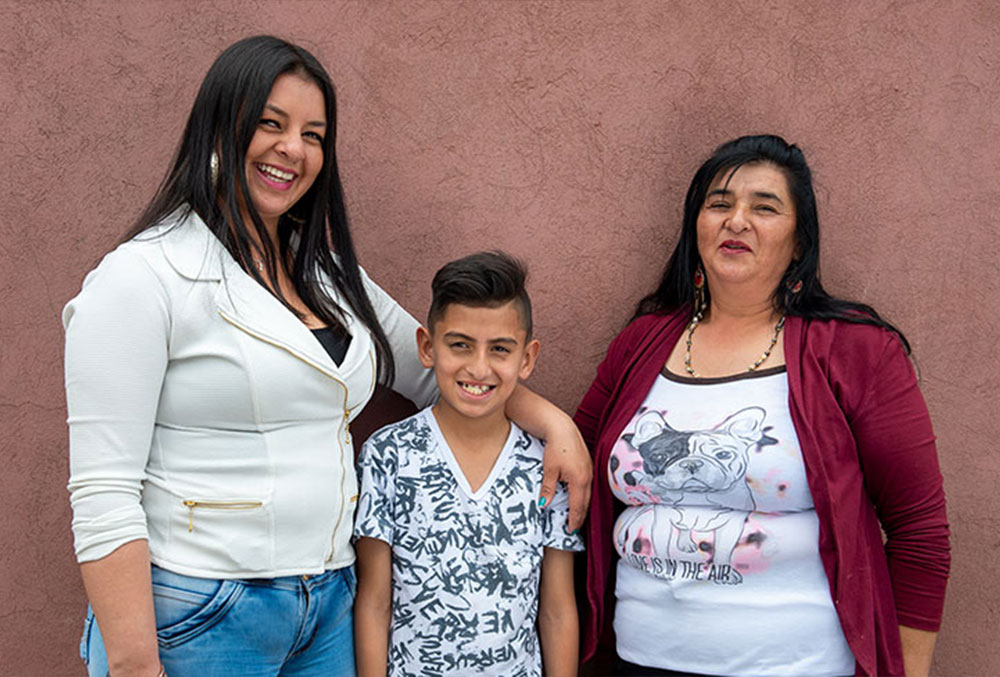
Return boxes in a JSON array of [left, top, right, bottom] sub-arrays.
[[684, 314, 786, 377]]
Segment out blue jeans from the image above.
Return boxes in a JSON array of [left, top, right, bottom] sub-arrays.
[[81, 565, 356, 677]]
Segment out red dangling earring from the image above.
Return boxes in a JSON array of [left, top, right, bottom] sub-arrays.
[[789, 279, 803, 294], [693, 266, 706, 318]]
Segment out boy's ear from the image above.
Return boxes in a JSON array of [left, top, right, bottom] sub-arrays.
[[518, 338, 540, 380], [416, 326, 435, 369]]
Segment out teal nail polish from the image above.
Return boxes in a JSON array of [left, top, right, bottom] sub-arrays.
[[538, 496, 547, 508]]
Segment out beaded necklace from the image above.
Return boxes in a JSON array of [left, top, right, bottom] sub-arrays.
[[683, 313, 786, 377]]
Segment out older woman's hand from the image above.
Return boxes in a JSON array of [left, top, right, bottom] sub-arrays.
[[506, 384, 593, 532]]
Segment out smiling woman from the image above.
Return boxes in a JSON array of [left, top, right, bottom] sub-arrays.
[[696, 163, 798, 301], [244, 73, 326, 230], [63, 35, 592, 677], [576, 135, 950, 677]]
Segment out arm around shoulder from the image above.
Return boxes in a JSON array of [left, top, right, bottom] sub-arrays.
[[357, 266, 437, 408], [506, 384, 592, 531]]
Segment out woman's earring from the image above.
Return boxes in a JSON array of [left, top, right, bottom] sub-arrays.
[[693, 266, 706, 318], [210, 152, 219, 185], [783, 278, 803, 310]]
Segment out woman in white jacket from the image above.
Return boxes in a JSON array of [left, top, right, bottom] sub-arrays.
[[65, 35, 590, 677]]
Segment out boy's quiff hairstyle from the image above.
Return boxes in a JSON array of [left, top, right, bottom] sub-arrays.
[[427, 251, 533, 339]]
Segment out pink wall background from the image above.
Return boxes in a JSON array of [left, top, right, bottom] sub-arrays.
[[2, 1, 997, 674]]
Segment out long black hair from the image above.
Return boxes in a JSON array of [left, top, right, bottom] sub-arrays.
[[634, 134, 910, 353], [123, 35, 395, 384]]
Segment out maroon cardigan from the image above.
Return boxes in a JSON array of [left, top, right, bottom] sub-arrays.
[[574, 310, 950, 677]]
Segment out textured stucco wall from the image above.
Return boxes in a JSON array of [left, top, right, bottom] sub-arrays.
[[2, 1, 998, 674]]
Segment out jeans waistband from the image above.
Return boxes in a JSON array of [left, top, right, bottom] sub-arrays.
[[151, 564, 347, 593]]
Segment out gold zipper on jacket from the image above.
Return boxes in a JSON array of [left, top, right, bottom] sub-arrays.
[[329, 348, 377, 559], [217, 310, 376, 562], [182, 500, 263, 532]]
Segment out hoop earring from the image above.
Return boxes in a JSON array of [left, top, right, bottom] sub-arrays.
[[693, 266, 706, 319]]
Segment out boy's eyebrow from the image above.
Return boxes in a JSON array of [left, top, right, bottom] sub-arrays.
[[264, 103, 327, 128], [442, 331, 519, 345]]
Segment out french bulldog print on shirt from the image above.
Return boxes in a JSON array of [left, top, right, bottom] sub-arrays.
[[612, 406, 773, 584], [609, 370, 821, 586], [609, 369, 857, 676]]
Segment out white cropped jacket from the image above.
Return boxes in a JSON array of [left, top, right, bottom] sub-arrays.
[[64, 210, 436, 578]]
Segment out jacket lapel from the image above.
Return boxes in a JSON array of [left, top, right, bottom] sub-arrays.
[[159, 208, 344, 380]]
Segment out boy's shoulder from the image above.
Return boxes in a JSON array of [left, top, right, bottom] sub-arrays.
[[509, 422, 545, 461], [362, 408, 436, 457]]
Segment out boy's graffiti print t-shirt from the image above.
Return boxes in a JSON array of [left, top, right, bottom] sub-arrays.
[[609, 367, 856, 677], [354, 408, 583, 677]]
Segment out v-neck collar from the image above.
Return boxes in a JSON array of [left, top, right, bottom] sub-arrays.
[[423, 409, 518, 501]]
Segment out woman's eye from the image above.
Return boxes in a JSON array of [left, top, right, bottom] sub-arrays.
[[756, 204, 778, 213], [259, 118, 280, 129], [305, 131, 325, 143], [707, 201, 730, 210]]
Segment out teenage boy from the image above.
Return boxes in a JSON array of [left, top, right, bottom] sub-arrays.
[[353, 251, 583, 677]]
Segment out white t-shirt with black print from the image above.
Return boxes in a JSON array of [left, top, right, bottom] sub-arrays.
[[610, 367, 856, 677], [355, 408, 584, 677]]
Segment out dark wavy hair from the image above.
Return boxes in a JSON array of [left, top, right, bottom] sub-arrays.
[[634, 134, 910, 353], [123, 35, 396, 384]]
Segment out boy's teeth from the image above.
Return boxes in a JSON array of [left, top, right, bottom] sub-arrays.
[[257, 163, 294, 181], [460, 382, 492, 395]]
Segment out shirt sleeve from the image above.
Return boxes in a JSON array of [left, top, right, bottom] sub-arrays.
[[358, 267, 438, 409], [542, 481, 585, 552], [354, 429, 399, 546], [63, 246, 171, 563], [849, 335, 950, 631]]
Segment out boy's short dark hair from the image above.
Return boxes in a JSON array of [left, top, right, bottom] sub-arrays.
[[427, 251, 533, 339]]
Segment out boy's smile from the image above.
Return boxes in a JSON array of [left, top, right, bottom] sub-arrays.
[[417, 301, 539, 429]]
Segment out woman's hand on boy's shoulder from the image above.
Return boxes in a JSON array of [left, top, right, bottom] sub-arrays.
[[539, 419, 592, 532]]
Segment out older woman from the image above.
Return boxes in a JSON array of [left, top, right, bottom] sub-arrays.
[[64, 35, 590, 676], [576, 135, 949, 677]]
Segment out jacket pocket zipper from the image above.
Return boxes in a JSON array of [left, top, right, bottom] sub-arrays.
[[182, 500, 264, 533]]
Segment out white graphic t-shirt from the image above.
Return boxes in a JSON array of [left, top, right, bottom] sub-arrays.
[[611, 367, 856, 676], [355, 408, 584, 677]]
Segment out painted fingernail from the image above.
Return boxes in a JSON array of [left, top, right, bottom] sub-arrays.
[[538, 496, 547, 508], [572, 528, 580, 535]]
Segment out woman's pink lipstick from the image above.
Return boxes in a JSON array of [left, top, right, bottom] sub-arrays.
[[720, 240, 752, 253]]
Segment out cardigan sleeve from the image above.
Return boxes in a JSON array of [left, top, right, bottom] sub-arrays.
[[847, 335, 950, 631], [359, 267, 437, 410], [63, 246, 171, 563]]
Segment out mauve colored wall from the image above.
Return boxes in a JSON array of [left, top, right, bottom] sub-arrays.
[[2, 1, 997, 674]]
